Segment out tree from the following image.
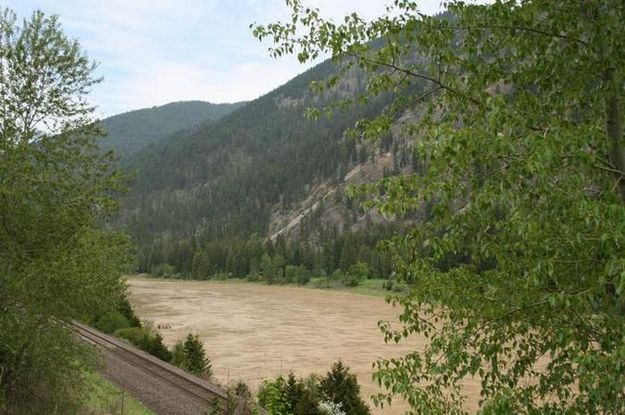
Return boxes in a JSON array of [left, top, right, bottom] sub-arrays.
[[0, 8, 130, 413], [172, 340, 186, 367], [345, 261, 369, 287], [254, 1, 625, 413], [260, 252, 276, 283], [258, 376, 291, 415], [320, 361, 369, 415], [179, 334, 212, 378]]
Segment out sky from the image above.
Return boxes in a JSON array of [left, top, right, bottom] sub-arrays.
[[6, 0, 448, 118]]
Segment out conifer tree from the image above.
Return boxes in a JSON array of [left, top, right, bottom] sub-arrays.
[[320, 361, 370, 415], [181, 334, 212, 377]]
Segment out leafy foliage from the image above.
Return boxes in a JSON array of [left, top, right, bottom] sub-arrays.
[[115, 327, 173, 363], [258, 376, 292, 415], [254, 0, 625, 413], [0, 8, 130, 413], [258, 362, 368, 415], [207, 380, 260, 415]]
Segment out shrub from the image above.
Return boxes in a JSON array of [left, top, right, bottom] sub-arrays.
[[145, 333, 173, 362], [318, 400, 346, 415], [94, 311, 130, 334], [341, 273, 361, 287], [258, 365, 369, 415], [296, 272, 311, 286], [114, 327, 147, 346], [343, 262, 369, 287], [117, 296, 141, 327], [114, 327, 172, 362], [152, 263, 176, 277], [172, 341, 185, 367], [284, 265, 311, 285], [258, 376, 290, 415], [284, 265, 298, 283]]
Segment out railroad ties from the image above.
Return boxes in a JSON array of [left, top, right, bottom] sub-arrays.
[[73, 321, 232, 414]]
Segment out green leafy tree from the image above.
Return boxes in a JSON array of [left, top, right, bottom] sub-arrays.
[[258, 376, 291, 415], [0, 8, 130, 413], [254, 1, 625, 413], [344, 261, 369, 287], [172, 340, 186, 368]]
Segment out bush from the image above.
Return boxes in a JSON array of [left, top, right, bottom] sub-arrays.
[[285, 265, 311, 285], [152, 263, 176, 277], [258, 364, 369, 415], [296, 272, 311, 286], [207, 381, 258, 415], [146, 333, 173, 362], [114, 327, 148, 347], [284, 265, 299, 283], [318, 400, 346, 415], [94, 311, 130, 334], [258, 376, 290, 415], [343, 262, 369, 287], [114, 327, 172, 362], [172, 341, 185, 367], [341, 274, 361, 287], [117, 296, 142, 327]]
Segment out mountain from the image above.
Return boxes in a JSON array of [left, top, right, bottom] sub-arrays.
[[119, 60, 420, 279], [99, 101, 246, 158]]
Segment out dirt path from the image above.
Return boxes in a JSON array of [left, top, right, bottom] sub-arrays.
[[127, 277, 480, 414]]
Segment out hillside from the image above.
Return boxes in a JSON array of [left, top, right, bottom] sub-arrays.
[[120, 60, 419, 279], [99, 101, 246, 158]]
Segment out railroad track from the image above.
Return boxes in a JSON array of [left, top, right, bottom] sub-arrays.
[[73, 321, 230, 413]]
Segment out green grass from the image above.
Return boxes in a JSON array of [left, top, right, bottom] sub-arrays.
[[307, 277, 397, 297], [82, 371, 154, 415], [132, 274, 405, 298]]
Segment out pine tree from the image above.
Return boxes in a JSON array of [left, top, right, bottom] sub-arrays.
[[320, 361, 369, 415], [181, 334, 212, 377]]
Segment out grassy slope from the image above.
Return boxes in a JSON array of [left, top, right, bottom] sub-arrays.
[[82, 371, 154, 415]]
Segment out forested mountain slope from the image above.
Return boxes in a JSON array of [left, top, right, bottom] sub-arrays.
[[99, 100, 245, 158], [120, 60, 417, 278]]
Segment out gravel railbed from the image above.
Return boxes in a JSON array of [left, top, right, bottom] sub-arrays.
[[99, 350, 214, 415]]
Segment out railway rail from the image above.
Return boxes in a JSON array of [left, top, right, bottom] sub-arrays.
[[73, 321, 232, 413]]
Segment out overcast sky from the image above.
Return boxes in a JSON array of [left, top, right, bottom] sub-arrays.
[[7, 1, 448, 118]]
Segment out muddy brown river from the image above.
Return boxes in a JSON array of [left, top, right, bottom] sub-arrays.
[[128, 277, 481, 414]]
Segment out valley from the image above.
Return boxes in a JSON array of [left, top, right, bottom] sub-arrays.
[[4, 1, 621, 413], [127, 277, 482, 414]]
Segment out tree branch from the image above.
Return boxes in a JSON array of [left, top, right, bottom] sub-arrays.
[[344, 51, 483, 107]]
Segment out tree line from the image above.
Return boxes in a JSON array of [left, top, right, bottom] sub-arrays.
[[139, 223, 398, 285]]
